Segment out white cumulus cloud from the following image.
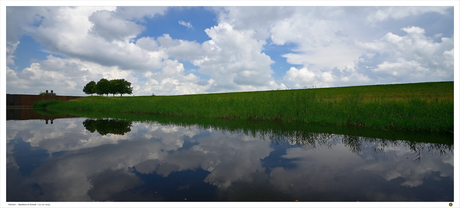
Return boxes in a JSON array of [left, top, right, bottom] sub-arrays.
[[135, 59, 214, 95], [194, 22, 284, 92], [21, 7, 167, 71], [5, 6, 454, 95], [355, 26, 453, 84], [6, 55, 137, 95]]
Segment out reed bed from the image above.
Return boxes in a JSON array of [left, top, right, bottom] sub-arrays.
[[34, 81, 453, 133]]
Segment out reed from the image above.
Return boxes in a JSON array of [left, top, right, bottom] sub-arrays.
[[34, 81, 453, 133]]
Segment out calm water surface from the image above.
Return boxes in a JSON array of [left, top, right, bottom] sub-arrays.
[[6, 109, 453, 201]]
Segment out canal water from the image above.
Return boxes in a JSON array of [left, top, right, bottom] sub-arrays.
[[6, 109, 453, 201]]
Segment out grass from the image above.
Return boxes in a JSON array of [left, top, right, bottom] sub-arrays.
[[34, 81, 454, 133], [33, 99, 64, 109]]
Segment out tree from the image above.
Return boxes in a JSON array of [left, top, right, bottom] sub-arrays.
[[108, 79, 132, 96], [96, 78, 110, 96], [109, 79, 119, 96], [118, 79, 133, 96], [90, 78, 133, 97], [83, 81, 97, 96]]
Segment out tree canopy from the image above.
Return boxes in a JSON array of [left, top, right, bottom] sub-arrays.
[[109, 79, 133, 96], [83, 81, 97, 95], [96, 78, 110, 96], [84, 78, 133, 96]]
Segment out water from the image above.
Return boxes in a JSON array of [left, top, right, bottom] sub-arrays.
[[6, 109, 453, 201]]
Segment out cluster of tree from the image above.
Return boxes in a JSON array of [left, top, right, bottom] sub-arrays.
[[83, 78, 133, 96], [83, 119, 132, 136]]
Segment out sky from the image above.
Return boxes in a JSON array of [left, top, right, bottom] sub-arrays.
[[3, 3, 456, 96]]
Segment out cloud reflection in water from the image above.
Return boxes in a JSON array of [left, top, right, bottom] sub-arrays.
[[6, 117, 453, 201]]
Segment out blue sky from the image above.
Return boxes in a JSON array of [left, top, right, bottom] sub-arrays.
[[4, 4, 455, 95]]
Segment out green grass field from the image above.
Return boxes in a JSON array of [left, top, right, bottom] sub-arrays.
[[34, 81, 454, 133]]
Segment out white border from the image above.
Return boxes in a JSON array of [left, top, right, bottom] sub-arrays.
[[1, 1, 7, 208], [0, 0, 458, 6], [1, 1, 458, 208], [454, 0, 459, 207]]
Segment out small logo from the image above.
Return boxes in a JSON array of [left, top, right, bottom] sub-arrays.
[[449, 203, 453, 207]]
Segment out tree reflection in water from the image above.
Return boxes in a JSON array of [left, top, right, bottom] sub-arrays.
[[83, 119, 132, 136]]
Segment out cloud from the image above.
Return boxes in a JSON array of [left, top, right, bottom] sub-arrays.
[[268, 8, 369, 71], [283, 65, 373, 89], [10, 6, 167, 71], [7, 6, 287, 94], [283, 25, 453, 88], [135, 59, 214, 95], [5, 6, 454, 95], [267, 7, 452, 88], [6, 41, 19, 66], [214, 6, 296, 40], [178, 20, 193, 29], [6, 55, 137, 95], [365, 6, 450, 23], [88, 10, 146, 42], [215, 6, 451, 68], [6, 6, 47, 43], [193, 22, 284, 92], [157, 34, 202, 61], [115, 6, 168, 22], [135, 37, 159, 51], [6, 39, 208, 96], [354, 26, 453, 83], [284, 67, 316, 86], [6, 6, 48, 67]]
